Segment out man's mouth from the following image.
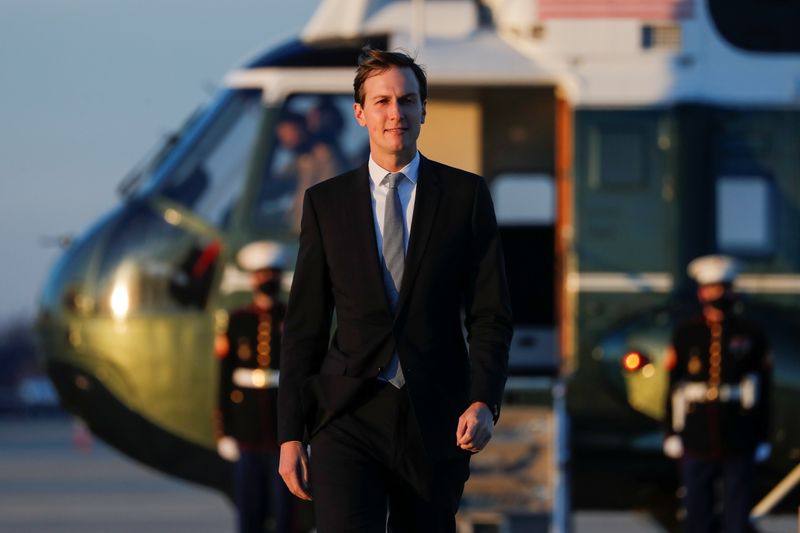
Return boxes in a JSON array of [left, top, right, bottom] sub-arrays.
[[385, 128, 407, 135]]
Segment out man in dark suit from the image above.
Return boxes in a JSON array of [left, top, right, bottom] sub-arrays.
[[277, 48, 513, 533]]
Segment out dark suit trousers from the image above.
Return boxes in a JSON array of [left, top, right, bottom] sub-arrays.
[[680, 454, 754, 533], [309, 382, 470, 533]]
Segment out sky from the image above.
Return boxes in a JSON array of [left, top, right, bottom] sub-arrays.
[[0, 0, 319, 324]]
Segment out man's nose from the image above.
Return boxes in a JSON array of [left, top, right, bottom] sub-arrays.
[[387, 99, 402, 120]]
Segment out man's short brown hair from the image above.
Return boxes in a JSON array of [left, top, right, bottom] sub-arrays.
[[353, 47, 427, 105]]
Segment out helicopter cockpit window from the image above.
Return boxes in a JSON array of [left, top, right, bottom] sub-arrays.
[[251, 94, 368, 234], [95, 205, 220, 315], [157, 89, 263, 228]]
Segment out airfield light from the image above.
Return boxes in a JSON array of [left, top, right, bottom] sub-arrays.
[[164, 208, 182, 226], [110, 284, 130, 319], [622, 351, 644, 372]]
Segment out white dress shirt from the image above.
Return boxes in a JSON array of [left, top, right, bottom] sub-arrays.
[[367, 152, 420, 261]]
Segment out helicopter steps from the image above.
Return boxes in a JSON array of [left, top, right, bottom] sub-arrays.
[[457, 379, 569, 533]]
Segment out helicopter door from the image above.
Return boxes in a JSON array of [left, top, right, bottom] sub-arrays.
[[485, 87, 558, 374], [421, 86, 559, 373], [493, 175, 557, 373]]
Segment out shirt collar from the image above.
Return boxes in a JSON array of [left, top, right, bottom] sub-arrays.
[[368, 151, 420, 188]]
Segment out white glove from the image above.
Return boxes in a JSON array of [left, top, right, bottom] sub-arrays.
[[663, 435, 684, 459], [217, 436, 240, 462], [754, 442, 771, 463]]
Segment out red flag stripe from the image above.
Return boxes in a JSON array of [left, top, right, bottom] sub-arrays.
[[539, 0, 694, 20]]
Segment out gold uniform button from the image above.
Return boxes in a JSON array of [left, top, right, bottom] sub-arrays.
[[706, 387, 719, 401], [231, 390, 244, 403]]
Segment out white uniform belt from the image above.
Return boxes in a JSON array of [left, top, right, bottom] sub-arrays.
[[671, 373, 758, 432], [232, 368, 280, 389], [681, 382, 742, 403]]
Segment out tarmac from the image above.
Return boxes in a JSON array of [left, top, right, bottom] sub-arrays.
[[0, 417, 795, 533]]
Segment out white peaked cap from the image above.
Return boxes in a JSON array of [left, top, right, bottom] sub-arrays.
[[237, 241, 288, 272], [687, 255, 739, 285]]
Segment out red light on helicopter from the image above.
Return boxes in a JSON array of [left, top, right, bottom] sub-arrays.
[[622, 351, 645, 372]]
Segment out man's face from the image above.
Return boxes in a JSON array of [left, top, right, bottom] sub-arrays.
[[276, 121, 304, 150], [698, 283, 734, 307], [252, 269, 279, 287], [353, 66, 426, 162]]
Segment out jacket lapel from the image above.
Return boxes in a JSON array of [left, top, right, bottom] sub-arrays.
[[397, 155, 441, 312], [351, 164, 394, 316]]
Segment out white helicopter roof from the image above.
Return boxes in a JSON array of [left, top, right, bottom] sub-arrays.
[[228, 0, 800, 108]]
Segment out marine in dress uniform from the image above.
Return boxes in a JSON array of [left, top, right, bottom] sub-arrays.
[[663, 255, 772, 533], [215, 241, 294, 533]]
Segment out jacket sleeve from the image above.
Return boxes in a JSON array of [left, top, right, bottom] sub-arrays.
[[462, 177, 513, 421], [278, 190, 334, 444]]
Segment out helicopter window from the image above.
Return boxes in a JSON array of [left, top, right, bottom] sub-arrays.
[[492, 174, 555, 225], [158, 89, 263, 228], [589, 126, 647, 189], [251, 94, 369, 235], [96, 206, 220, 314], [119, 106, 204, 198], [716, 176, 774, 255]]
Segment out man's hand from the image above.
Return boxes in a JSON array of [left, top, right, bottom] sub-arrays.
[[663, 434, 684, 459], [456, 402, 494, 453], [216, 436, 240, 462], [278, 441, 313, 501]]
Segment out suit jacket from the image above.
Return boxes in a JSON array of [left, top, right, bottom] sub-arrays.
[[277, 155, 513, 461]]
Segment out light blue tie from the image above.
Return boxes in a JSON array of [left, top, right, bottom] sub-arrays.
[[379, 172, 406, 388]]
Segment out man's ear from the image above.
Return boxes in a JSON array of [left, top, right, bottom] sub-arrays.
[[353, 102, 367, 127], [420, 100, 427, 124]]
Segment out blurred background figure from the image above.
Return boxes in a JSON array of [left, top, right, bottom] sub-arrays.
[[273, 109, 344, 232], [214, 241, 295, 533], [305, 95, 348, 174], [275, 111, 315, 165], [663, 255, 772, 533]]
